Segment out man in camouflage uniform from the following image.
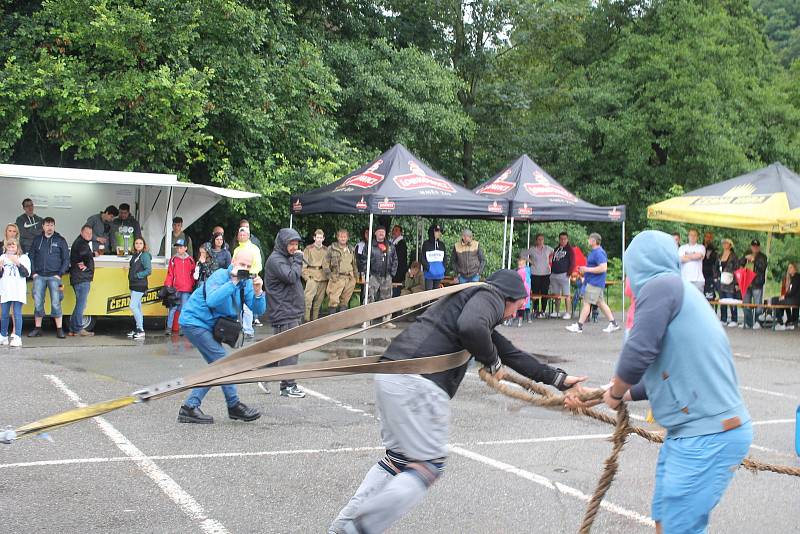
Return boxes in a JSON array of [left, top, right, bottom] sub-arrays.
[[302, 229, 329, 321], [367, 226, 398, 327], [324, 229, 358, 313]]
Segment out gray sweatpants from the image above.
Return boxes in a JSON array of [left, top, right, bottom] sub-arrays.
[[329, 373, 450, 534]]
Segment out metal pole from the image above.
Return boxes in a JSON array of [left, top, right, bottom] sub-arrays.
[[765, 230, 773, 299], [165, 187, 174, 260], [621, 220, 626, 325], [508, 217, 515, 269], [526, 221, 531, 250], [501, 216, 508, 269], [364, 213, 374, 306], [416, 217, 421, 262], [289, 213, 293, 229]]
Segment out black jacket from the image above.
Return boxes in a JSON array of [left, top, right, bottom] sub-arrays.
[[739, 252, 768, 288], [368, 238, 398, 278], [29, 232, 70, 277], [392, 236, 408, 284], [69, 236, 95, 284], [381, 269, 566, 397], [265, 228, 304, 325], [784, 273, 800, 304]]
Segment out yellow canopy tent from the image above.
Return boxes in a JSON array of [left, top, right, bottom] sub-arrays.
[[647, 162, 800, 233]]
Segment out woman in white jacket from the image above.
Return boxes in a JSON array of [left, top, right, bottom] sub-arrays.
[[0, 238, 31, 347]]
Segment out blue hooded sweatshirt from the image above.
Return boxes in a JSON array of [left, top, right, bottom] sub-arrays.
[[617, 230, 749, 438], [179, 265, 266, 331]]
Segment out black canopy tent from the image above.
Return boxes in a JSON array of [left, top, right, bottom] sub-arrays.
[[290, 143, 509, 299], [474, 154, 627, 313]]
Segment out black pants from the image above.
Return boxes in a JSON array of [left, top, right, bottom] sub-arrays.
[[531, 275, 550, 314], [769, 297, 799, 325], [268, 320, 301, 388]]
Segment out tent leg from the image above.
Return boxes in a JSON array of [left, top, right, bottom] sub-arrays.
[[508, 217, 515, 269], [165, 187, 174, 260], [765, 231, 773, 298], [289, 214, 293, 229], [527, 221, 531, 250], [416, 217, 421, 262], [364, 214, 374, 312], [621, 220, 626, 325], [501, 216, 508, 269]]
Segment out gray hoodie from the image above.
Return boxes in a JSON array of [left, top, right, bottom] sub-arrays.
[[264, 228, 304, 325]]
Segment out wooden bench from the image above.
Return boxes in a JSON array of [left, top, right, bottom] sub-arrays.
[[709, 300, 798, 330]]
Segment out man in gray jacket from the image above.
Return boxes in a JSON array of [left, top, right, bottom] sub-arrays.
[[16, 198, 43, 253], [262, 228, 306, 398], [85, 205, 119, 252]]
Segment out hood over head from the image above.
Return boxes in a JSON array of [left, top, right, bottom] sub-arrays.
[[487, 269, 528, 300], [427, 224, 442, 240], [624, 230, 680, 296], [273, 228, 303, 256]]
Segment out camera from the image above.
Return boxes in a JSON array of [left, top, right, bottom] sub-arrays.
[[236, 269, 253, 281]]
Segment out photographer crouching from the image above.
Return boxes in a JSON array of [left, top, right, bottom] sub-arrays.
[[177, 249, 266, 424]]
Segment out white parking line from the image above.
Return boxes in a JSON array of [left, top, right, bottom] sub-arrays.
[[302, 385, 655, 527], [44, 375, 229, 534], [304, 387, 373, 417], [752, 419, 795, 426], [740, 385, 799, 400]]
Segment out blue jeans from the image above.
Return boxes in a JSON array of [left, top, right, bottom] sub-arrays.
[[167, 291, 191, 329], [242, 304, 254, 335], [719, 290, 738, 323], [69, 281, 91, 333], [130, 290, 144, 331], [458, 274, 480, 284], [743, 286, 763, 328], [652, 422, 752, 533], [33, 275, 63, 318], [183, 325, 240, 408], [1, 301, 23, 337]]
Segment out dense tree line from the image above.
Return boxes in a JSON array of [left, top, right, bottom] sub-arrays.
[[1, 0, 798, 264]]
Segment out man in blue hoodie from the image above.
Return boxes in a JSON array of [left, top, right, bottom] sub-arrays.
[[568, 230, 751, 534], [177, 248, 265, 424]]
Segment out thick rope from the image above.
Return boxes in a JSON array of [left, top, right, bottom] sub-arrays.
[[478, 368, 800, 533]]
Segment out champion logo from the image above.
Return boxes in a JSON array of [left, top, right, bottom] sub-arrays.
[[476, 169, 515, 195], [394, 161, 456, 193], [608, 207, 622, 221], [517, 203, 533, 216], [335, 160, 385, 190], [378, 197, 395, 211], [487, 201, 504, 213], [292, 199, 303, 212], [523, 171, 577, 203], [355, 196, 368, 210]]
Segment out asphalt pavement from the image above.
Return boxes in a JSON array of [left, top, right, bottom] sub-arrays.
[[1, 314, 798, 533]]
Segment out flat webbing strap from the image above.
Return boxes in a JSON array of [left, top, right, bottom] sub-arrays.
[[6, 283, 478, 441]]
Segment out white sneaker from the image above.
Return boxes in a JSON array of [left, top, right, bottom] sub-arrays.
[[727, 321, 737, 328], [603, 323, 621, 333], [549, 312, 559, 319], [757, 313, 767, 322], [787, 324, 796, 330], [133, 330, 146, 340], [565, 323, 582, 333], [0, 335, 8, 346], [9, 335, 21, 347], [562, 313, 571, 320], [774, 324, 787, 331], [257, 382, 270, 395], [753, 323, 761, 330], [738, 323, 744, 329]]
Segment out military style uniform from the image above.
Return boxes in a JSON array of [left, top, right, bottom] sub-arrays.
[[303, 244, 329, 321], [323, 242, 358, 312]]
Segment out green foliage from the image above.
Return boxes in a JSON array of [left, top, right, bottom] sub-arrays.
[[753, 0, 800, 66]]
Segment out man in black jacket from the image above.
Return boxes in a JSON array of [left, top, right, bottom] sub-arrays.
[[28, 217, 70, 338], [367, 226, 398, 327], [329, 270, 588, 534], [739, 239, 768, 329], [390, 225, 408, 296], [68, 225, 95, 336], [262, 228, 306, 398]]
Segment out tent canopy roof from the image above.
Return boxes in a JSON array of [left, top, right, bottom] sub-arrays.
[[473, 154, 625, 222], [647, 162, 800, 233], [291, 144, 507, 217]]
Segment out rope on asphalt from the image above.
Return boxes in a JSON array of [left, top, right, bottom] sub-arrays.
[[477, 368, 800, 533]]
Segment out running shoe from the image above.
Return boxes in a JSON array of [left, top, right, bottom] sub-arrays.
[[280, 384, 306, 398], [565, 323, 582, 333], [603, 323, 621, 333], [9, 335, 21, 347]]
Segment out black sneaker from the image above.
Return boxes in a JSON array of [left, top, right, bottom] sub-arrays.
[[56, 328, 66, 339], [280, 384, 306, 398], [177, 405, 214, 424], [227, 402, 261, 422], [133, 330, 146, 340], [28, 328, 42, 338], [126, 330, 137, 338]]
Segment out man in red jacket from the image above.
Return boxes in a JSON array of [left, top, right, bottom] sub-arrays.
[[164, 238, 195, 335]]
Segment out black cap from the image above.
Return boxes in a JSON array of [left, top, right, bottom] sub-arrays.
[[751, 239, 760, 246]]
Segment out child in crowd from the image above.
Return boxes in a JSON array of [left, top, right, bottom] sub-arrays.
[[164, 238, 195, 335], [400, 261, 424, 296], [0, 239, 31, 347]]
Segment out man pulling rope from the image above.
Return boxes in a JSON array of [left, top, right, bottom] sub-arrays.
[[328, 269, 590, 534]]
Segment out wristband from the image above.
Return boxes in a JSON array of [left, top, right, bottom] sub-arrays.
[[551, 368, 569, 391], [487, 359, 502, 375], [609, 390, 624, 401]]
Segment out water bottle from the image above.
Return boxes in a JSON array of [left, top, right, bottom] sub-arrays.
[[796, 405, 800, 457]]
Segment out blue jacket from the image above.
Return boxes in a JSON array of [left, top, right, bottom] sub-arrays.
[[179, 265, 266, 331], [618, 230, 749, 438], [29, 232, 70, 277]]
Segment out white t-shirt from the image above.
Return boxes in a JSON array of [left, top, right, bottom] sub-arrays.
[[678, 243, 705, 283], [0, 253, 31, 304]]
